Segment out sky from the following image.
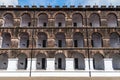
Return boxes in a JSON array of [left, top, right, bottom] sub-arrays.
[[1, 0, 120, 6]]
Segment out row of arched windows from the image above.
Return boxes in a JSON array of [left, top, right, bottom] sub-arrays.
[[1, 32, 120, 48], [0, 53, 120, 70], [2, 13, 118, 27]]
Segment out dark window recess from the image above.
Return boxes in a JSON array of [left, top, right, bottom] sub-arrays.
[[28, 22, 31, 26], [27, 40, 29, 47], [42, 40, 46, 47], [74, 58, 79, 69], [24, 58, 27, 69], [91, 40, 93, 47], [43, 22, 47, 27], [42, 58, 46, 69], [58, 40, 62, 47], [90, 23, 92, 26], [58, 22, 62, 27], [73, 22, 77, 27], [58, 58, 62, 69], [74, 40, 78, 47]]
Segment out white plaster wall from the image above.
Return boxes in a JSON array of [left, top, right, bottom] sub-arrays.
[[7, 58, 18, 71], [66, 58, 74, 71], [46, 58, 55, 71], [0, 58, 120, 77]]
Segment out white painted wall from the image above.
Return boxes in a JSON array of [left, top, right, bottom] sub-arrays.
[[0, 58, 120, 77]]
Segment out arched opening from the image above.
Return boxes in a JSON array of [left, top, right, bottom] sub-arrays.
[[72, 13, 83, 27], [89, 13, 100, 27], [3, 13, 14, 27], [55, 13, 65, 27], [55, 33, 66, 47], [19, 32, 29, 48], [92, 32, 102, 47], [20, 13, 31, 27], [73, 32, 84, 47], [2, 32, 11, 48], [0, 53, 8, 69], [112, 53, 120, 70], [38, 13, 48, 27], [55, 53, 66, 70], [93, 54, 104, 70], [36, 53, 46, 69], [37, 32, 47, 48], [110, 32, 120, 48], [72, 53, 85, 70], [17, 53, 27, 70], [107, 13, 118, 27]]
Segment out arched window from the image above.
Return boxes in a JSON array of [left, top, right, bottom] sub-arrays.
[[55, 13, 65, 27], [0, 53, 8, 69], [3, 13, 14, 27], [89, 14, 100, 27], [21, 13, 31, 27], [112, 54, 120, 70], [92, 32, 102, 47], [55, 33, 66, 47], [19, 32, 29, 48], [37, 32, 47, 48], [73, 53, 85, 70], [2, 33, 11, 48], [110, 32, 120, 48], [73, 32, 84, 47], [38, 14, 48, 27], [72, 13, 83, 27], [55, 53, 66, 70], [36, 53, 46, 69], [17, 53, 27, 70], [93, 54, 104, 70], [107, 13, 118, 27]]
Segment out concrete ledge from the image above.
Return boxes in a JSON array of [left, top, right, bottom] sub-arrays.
[[0, 77, 120, 80]]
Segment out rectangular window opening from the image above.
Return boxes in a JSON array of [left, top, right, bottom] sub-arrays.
[[58, 22, 62, 27], [74, 58, 79, 69], [58, 40, 62, 47], [58, 58, 62, 69], [74, 40, 78, 47], [42, 40, 46, 47], [73, 22, 77, 27], [42, 58, 46, 69]]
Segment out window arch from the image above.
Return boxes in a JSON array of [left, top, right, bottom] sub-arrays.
[[107, 13, 118, 27], [110, 32, 120, 48], [112, 53, 120, 70], [73, 32, 84, 47], [0, 53, 8, 69], [55, 53, 66, 70], [37, 32, 47, 48], [72, 53, 85, 70], [38, 13, 48, 27], [89, 13, 100, 27], [72, 13, 83, 27], [36, 53, 46, 69], [55, 33, 66, 47], [2, 32, 11, 48], [92, 32, 103, 47], [55, 13, 65, 27], [19, 32, 29, 48], [20, 13, 31, 27], [93, 54, 104, 70], [3, 13, 14, 27], [17, 53, 27, 70]]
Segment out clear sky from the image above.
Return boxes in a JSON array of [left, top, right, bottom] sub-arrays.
[[1, 0, 120, 6], [18, 0, 120, 6]]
